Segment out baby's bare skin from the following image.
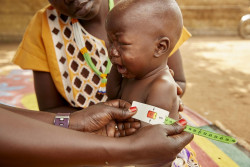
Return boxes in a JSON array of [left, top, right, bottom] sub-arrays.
[[106, 0, 183, 122], [119, 67, 179, 120]]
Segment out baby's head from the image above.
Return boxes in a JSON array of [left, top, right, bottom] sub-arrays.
[[106, 0, 183, 79], [48, 0, 103, 20]]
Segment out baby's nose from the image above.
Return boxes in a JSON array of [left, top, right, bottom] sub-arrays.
[[78, 0, 89, 3], [109, 47, 119, 57]]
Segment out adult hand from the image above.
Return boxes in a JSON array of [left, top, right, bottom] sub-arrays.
[[69, 99, 140, 137], [104, 100, 141, 137], [128, 122, 193, 166]]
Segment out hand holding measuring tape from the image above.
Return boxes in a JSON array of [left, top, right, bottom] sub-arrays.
[[132, 101, 237, 144]]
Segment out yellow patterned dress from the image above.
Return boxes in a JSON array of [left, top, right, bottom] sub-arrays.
[[13, 5, 191, 109], [13, 6, 111, 108]]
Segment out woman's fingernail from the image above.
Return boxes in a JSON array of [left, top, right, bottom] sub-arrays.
[[129, 106, 137, 112], [177, 119, 187, 126]]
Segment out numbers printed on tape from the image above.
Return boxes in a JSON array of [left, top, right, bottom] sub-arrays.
[[164, 117, 237, 144], [132, 101, 237, 144]]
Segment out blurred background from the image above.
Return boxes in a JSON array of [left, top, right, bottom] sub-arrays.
[[0, 0, 250, 164], [0, 0, 249, 41]]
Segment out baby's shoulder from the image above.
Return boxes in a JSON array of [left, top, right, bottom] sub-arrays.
[[152, 71, 176, 90], [146, 72, 178, 113], [148, 74, 176, 101]]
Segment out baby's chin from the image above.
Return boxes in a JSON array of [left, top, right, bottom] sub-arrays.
[[120, 72, 136, 79], [116, 65, 137, 79], [122, 74, 135, 79]]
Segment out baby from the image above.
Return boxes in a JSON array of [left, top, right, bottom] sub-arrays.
[[106, 0, 183, 120], [106, 0, 200, 166]]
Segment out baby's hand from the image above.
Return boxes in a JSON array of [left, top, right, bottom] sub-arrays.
[[178, 96, 184, 112], [169, 68, 184, 112]]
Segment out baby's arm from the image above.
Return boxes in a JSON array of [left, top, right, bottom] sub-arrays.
[[107, 66, 123, 99], [146, 73, 179, 120]]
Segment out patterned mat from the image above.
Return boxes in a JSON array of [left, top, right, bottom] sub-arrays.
[[0, 69, 249, 167], [0, 69, 38, 110]]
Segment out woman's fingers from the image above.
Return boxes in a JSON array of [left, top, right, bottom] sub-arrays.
[[115, 128, 137, 137], [106, 121, 116, 137]]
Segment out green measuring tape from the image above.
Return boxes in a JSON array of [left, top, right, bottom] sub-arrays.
[[132, 101, 237, 144], [164, 117, 237, 144]]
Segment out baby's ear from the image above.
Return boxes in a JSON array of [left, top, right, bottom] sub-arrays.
[[154, 37, 170, 58]]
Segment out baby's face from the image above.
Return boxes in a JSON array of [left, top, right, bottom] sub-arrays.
[[48, 0, 103, 20], [106, 11, 158, 79]]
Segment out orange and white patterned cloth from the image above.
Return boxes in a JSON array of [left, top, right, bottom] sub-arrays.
[[13, 6, 110, 108], [13, 5, 191, 108]]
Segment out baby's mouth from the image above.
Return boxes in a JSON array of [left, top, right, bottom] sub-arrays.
[[116, 64, 127, 74]]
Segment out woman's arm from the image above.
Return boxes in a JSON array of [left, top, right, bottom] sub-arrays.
[[33, 71, 78, 113], [107, 65, 123, 99], [0, 100, 140, 136], [0, 108, 124, 167], [0, 107, 193, 167], [0, 103, 55, 124]]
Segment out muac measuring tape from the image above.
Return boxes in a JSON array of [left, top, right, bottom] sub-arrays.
[[164, 117, 236, 144], [132, 101, 237, 144]]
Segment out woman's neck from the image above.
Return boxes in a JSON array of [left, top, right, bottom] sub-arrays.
[[79, 0, 109, 26], [79, 0, 109, 42]]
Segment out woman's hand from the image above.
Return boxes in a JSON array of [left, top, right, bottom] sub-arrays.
[[126, 122, 193, 166], [69, 99, 140, 137]]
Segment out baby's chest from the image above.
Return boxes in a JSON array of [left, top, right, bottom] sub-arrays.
[[120, 80, 150, 104]]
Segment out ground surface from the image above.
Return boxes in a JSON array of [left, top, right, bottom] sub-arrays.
[[0, 36, 250, 147], [180, 37, 250, 147]]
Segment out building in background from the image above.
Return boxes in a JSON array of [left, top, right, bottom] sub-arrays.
[[0, 0, 249, 42], [177, 0, 250, 36], [0, 0, 48, 42]]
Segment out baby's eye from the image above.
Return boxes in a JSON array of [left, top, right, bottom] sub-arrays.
[[119, 41, 131, 46]]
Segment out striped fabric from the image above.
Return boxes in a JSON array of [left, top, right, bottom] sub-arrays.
[[182, 107, 250, 167]]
